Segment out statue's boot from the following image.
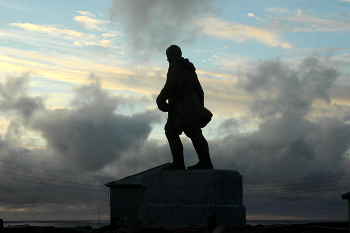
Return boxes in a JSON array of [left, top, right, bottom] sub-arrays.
[[163, 134, 186, 170], [187, 133, 213, 170], [162, 162, 186, 170]]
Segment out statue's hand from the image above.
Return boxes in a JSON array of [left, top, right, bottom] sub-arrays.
[[156, 95, 169, 112]]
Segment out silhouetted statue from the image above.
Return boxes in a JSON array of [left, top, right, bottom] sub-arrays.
[[157, 45, 213, 170]]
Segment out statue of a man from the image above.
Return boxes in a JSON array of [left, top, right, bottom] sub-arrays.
[[156, 45, 213, 170]]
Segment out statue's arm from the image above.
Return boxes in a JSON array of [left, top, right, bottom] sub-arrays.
[[156, 63, 184, 112], [156, 89, 170, 112], [193, 73, 205, 106]]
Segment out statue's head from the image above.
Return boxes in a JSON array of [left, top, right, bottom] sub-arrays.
[[166, 45, 182, 61]]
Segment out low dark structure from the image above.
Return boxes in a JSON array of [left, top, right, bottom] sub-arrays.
[[105, 163, 170, 228], [341, 191, 350, 233], [0, 219, 4, 232]]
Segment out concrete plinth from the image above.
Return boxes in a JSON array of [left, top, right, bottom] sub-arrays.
[[139, 169, 246, 229]]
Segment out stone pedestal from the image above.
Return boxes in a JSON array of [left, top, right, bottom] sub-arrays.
[[139, 169, 246, 229]]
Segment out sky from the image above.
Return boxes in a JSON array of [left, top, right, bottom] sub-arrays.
[[1, 0, 350, 222]]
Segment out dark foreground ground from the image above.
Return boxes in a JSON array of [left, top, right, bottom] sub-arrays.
[[2, 221, 349, 233]]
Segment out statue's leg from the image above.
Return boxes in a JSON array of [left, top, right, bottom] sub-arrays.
[[185, 124, 213, 170], [163, 129, 186, 170]]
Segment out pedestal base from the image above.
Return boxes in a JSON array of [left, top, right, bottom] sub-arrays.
[[139, 169, 246, 229]]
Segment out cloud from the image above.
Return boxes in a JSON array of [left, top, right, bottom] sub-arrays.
[[109, 0, 213, 58], [288, 47, 346, 55], [74, 16, 106, 31], [0, 75, 108, 218], [76, 11, 95, 17], [10, 23, 90, 38], [74, 11, 109, 31], [267, 8, 350, 32], [30, 75, 161, 171], [215, 117, 240, 136], [74, 41, 82, 46], [198, 16, 292, 49], [0, 47, 139, 91], [0, 73, 45, 121], [10, 23, 110, 47], [0, 56, 349, 220], [82, 39, 111, 47], [240, 56, 339, 118], [267, 7, 290, 14], [290, 15, 350, 32], [296, 9, 302, 16], [0, 73, 162, 220], [102, 31, 122, 37], [247, 13, 265, 22], [205, 56, 350, 219]]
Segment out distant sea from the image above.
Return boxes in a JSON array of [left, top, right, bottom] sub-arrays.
[[4, 219, 347, 228], [246, 220, 347, 226], [3, 220, 110, 229]]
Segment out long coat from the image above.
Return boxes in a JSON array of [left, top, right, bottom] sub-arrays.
[[156, 58, 212, 130]]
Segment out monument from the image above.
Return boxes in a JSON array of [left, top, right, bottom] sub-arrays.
[[139, 45, 246, 229]]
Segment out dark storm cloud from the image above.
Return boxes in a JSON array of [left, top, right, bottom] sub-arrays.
[[109, 0, 213, 57], [1, 56, 350, 220], [207, 57, 350, 219], [0, 73, 161, 220], [102, 136, 200, 183], [31, 76, 161, 172], [215, 117, 240, 136], [211, 57, 348, 180], [0, 74, 45, 147], [0, 135, 110, 220], [241, 57, 339, 119], [0, 73, 44, 120], [107, 139, 170, 178]]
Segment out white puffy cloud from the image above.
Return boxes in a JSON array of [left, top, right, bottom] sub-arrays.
[[296, 9, 302, 16], [76, 11, 95, 17], [102, 31, 122, 37], [247, 13, 255, 17], [74, 12, 109, 31]]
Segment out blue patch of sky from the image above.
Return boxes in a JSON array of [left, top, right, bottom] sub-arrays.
[[218, 0, 264, 21], [0, 1, 31, 21], [30, 76, 72, 94], [239, 43, 289, 60], [292, 32, 350, 53], [1, 0, 110, 31], [31, 0, 109, 22]]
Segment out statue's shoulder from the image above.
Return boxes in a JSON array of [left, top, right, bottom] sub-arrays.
[[170, 60, 184, 68], [168, 61, 185, 74]]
